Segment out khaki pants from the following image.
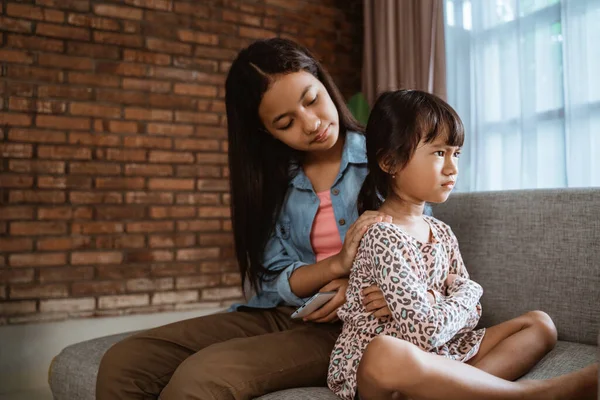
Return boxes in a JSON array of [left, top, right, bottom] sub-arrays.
[[96, 306, 342, 400]]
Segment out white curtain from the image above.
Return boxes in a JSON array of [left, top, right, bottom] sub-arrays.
[[445, 0, 600, 192]]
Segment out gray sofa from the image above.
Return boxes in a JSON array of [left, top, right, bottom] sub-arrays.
[[49, 188, 599, 399]]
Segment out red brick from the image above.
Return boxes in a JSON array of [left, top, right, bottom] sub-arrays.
[[0, 16, 33, 33], [124, 0, 171, 10], [70, 102, 120, 118], [6, 3, 64, 22], [175, 193, 219, 205], [173, 57, 218, 72], [38, 85, 92, 100], [152, 290, 197, 305], [175, 165, 221, 178], [10, 221, 67, 236], [38, 145, 91, 160], [0, 174, 34, 188], [6, 65, 63, 83], [0, 49, 34, 64], [126, 277, 173, 292], [239, 26, 275, 40], [95, 177, 145, 190], [196, 153, 228, 165], [176, 275, 220, 289], [37, 115, 91, 130], [106, 121, 138, 134], [40, 298, 95, 313], [221, 10, 261, 26], [0, 238, 33, 252], [35, 0, 90, 12], [69, 191, 122, 204], [174, 111, 219, 125], [122, 78, 171, 93], [0, 268, 35, 284], [177, 30, 217, 45], [94, 31, 143, 47], [194, 126, 227, 139], [68, 71, 120, 87], [70, 162, 121, 175], [197, 207, 230, 218], [37, 176, 91, 190], [72, 281, 126, 296], [0, 205, 35, 222], [8, 128, 65, 144], [95, 89, 148, 107], [1, 143, 32, 158], [9, 190, 66, 204], [72, 251, 123, 265], [36, 23, 89, 40], [145, 38, 191, 56], [9, 160, 65, 174], [37, 236, 92, 251], [98, 294, 149, 309], [94, 4, 143, 20], [173, 83, 217, 97], [67, 42, 120, 59], [4, 82, 35, 98], [124, 250, 173, 263], [96, 61, 146, 77], [126, 221, 174, 233], [97, 149, 145, 163], [147, 178, 194, 191], [176, 248, 219, 261], [174, 138, 220, 151], [194, 46, 237, 61], [150, 206, 195, 219], [125, 192, 173, 204], [221, 272, 242, 286], [201, 287, 243, 301], [0, 301, 36, 315], [69, 132, 121, 147], [123, 136, 172, 149], [67, 13, 120, 31], [176, 219, 221, 232], [123, 49, 171, 65], [8, 97, 66, 114], [9, 253, 67, 268], [125, 108, 172, 122], [149, 150, 194, 164], [196, 179, 229, 191], [11, 283, 68, 299], [147, 123, 194, 136], [124, 163, 172, 177], [95, 206, 145, 220], [38, 53, 93, 70], [173, 2, 210, 17], [149, 233, 196, 248], [151, 262, 197, 276], [7, 33, 64, 52], [95, 235, 146, 249], [146, 66, 196, 81]]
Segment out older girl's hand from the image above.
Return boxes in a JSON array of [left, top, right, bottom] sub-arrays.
[[335, 211, 392, 275], [362, 285, 392, 318], [303, 278, 349, 323]]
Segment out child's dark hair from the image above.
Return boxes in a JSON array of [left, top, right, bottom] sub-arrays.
[[358, 89, 464, 214], [226, 38, 363, 293]]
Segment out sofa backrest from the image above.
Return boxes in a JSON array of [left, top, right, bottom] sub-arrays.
[[433, 188, 600, 345]]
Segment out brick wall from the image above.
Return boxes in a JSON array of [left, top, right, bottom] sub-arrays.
[[0, 0, 363, 324]]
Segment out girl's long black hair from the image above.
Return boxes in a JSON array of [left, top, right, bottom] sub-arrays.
[[358, 90, 465, 214], [225, 38, 363, 294]]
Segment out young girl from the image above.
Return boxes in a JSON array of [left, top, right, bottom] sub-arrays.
[[97, 38, 394, 399], [327, 90, 598, 400]]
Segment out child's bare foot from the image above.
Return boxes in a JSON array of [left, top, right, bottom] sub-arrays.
[[523, 363, 598, 400]]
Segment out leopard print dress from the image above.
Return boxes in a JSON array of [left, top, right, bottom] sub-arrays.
[[327, 216, 486, 400]]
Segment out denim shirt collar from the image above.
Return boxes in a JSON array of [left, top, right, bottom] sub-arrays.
[[289, 131, 366, 191]]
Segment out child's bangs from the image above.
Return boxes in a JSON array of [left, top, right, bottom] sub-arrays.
[[418, 99, 465, 148]]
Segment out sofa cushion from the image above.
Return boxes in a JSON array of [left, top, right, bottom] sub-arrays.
[[432, 189, 600, 345], [49, 333, 596, 400]]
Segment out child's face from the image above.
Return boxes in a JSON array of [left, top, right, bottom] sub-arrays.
[[393, 135, 460, 204], [258, 71, 340, 153]]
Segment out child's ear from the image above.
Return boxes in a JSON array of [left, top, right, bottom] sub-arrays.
[[377, 155, 396, 175]]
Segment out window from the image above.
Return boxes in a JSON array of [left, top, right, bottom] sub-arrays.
[[445, 0, 600, 192]]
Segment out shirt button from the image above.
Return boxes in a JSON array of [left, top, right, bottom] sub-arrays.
[[332, 188, 340, 195], [339, 218, 346, 226]]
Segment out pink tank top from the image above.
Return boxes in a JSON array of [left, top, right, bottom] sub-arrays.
[[311, 190, 343, 262]]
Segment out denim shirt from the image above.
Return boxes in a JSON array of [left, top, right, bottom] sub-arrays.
[[231, 131, 368, 310]]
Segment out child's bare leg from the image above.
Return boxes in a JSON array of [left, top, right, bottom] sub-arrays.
[[357, 336, 598, 400], [467, 310, 557, 380]]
